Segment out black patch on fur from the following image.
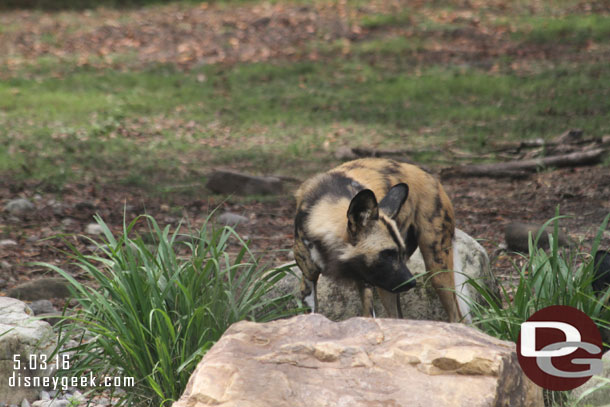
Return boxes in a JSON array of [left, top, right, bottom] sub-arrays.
[[381, 160, 403, 178], [341, 161, 366, 171], [303, 172, 364, 206], [431, 194, 443, 220], [294, 209, 307, 237], [405, 225, 418, 258]]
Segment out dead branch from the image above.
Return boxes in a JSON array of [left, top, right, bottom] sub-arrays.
[[441, 148, 607, 179]]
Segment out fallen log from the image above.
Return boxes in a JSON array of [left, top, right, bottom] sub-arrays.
[[441, 148, 606, 179]]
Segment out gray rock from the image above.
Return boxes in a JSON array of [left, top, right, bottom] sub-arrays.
[[60, 218, 76, 227], [27, 300, 57, 316], [0, 239, 18, 247], [206, 170, 283, 196], [4, 198, 35, 215], [21, 400, 30, 407], [571, 351, 610, 406], [67, 390, 84, 403], [0, 297, 57, 405], [31, 402, 68, 407], [1, 260, 11, 270], [270, 229, 496, 322], [40, 391, 50, 401], [504, 222, 573, 253], [6, 278, 71, 301], [217, 212, 248, 226], [85, 223, 105, 236]]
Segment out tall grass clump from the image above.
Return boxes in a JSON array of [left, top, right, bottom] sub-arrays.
[[465, 210, 610, 406], [39, 214, 301, 406]]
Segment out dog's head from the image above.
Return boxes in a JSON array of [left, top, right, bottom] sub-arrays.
[[339, 183, 416, 293]]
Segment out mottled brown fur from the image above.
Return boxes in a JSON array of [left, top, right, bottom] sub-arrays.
[[294, 158, 463, 322]]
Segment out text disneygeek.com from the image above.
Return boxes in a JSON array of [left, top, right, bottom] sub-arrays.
[[8, 354, 135, 391]]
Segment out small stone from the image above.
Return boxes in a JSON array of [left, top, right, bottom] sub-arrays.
[[74, 201, 96, 211], [0, 239, 18, 247], [68, 390, 84, 401], [26, 236, 38, 243], [61, 218, 76, 227], [21, 400, 31, 407], [334, 146, 357, 161], [0, 260, 10, 270], [28, 300, 58, 315], [85, 223, 104, 235], [4, 198, 35, 215], [217, 212, 249, 226], [40, 391, 50, 401]]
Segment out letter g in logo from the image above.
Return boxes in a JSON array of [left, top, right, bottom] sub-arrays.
[[517, 306, 603, 391]]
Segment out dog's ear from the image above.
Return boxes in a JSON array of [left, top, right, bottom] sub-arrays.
[[347, 189, 379, 239], [379, 183, 409, 219]]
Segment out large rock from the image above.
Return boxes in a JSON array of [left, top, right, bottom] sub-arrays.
[[0, 297, 57, 404], [206, 169, 284, 196], [504, 222, 573, 253], [173, 314, 543, 407], [6, 278, 72, 301], [275, 228, 496, 321]]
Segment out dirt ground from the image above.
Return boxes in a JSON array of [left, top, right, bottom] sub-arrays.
[[1, 0, 609, 299], [1, 163, 609, 299]]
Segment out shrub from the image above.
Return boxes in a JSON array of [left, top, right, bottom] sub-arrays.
[[39, 214, 301, 406], [464, 210, 610, 406]]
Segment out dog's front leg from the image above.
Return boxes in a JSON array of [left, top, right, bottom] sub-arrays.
[[299, 274, 319, 312], [377, 287, 402, 319], [358, 281, 376, 318]]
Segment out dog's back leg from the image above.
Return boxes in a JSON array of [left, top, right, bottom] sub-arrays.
[[419, 236, 463, 322]]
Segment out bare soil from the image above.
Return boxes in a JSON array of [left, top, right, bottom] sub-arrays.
[[2, 164, 609, 302]]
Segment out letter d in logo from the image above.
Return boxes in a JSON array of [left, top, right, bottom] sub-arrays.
[[520, 321, 581, 357]]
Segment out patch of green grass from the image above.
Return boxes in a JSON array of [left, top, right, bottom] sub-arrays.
[[360, 10, 411, 30], [2, 55, 609, 191], [516, 15, 610, 46]]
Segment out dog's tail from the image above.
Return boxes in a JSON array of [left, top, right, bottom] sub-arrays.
[[453, 234, 473, 324]]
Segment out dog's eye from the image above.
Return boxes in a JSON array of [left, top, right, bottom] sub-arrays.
[[380, 249, 399, 262]]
